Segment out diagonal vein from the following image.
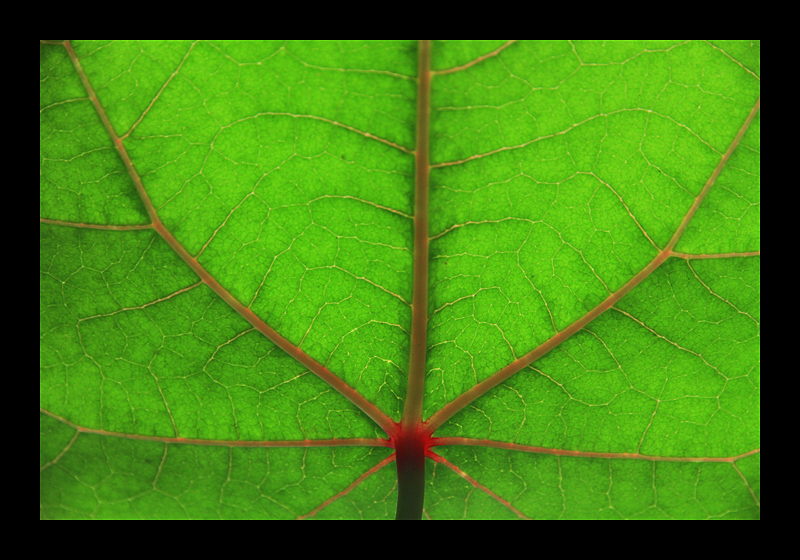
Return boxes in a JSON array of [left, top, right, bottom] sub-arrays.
[[426, 450, 530, 519], [297, 454, 397, 519], [63, 40, 398, 438], [425, 95, 761, 435], [433, 41, 518, 76]]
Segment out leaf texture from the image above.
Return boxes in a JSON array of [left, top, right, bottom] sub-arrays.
[[40, 40, 760, 520]]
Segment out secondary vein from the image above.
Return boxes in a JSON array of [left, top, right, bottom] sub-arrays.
[[63, 40, 397, 438]]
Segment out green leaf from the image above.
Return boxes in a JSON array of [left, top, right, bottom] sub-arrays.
[[40, 40, 760, 520]]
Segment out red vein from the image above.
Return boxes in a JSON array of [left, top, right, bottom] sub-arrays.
[[402, 39, 431, 430], [40, 408, 390, 449], [425, 95, 762, 435], [63, 40, 398, 438], [433, 41, 518, 76], [297, 454, 396, 519], [432, 438, 761, 464], [670, 250, 760, 260], [427, 450, 529, 519], [40, 217, 153, 231]]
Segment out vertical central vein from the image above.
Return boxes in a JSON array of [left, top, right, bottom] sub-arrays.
[[403, 39, 432, 430], [394, 40, 432, 521]]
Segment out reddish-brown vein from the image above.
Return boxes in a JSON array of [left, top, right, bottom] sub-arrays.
[[432, 438, 761, 464], [63, 40, 398, 438], [663, 97, 760, 253], [424, 249, 670, 433], [40, 408, 391, 449], [426, 450, 529, 519], [425, 95, 761, 435], [402, 39, 431, 430], [121, 40, 199, 139], [671, 250, 760, 260], [433, 41, 518, 76], [297, 454, 397, 520], [40, 217, 153, 231]]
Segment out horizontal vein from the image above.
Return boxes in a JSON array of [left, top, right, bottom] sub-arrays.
[[40, 97, 90, 112], [284, 48, 416, 81], [430, 216, 537, 241], [40, 409, 391, 448], [671, 250, 760, 259], [77, 282, 203, 323], [431, 107, 721, 169], [309, 194, 413, 219], [40, 217, 153, 231], [223, 111, 414, 154], [64, 40, 399, 438], [297, 454, 397, 520], [432, 438, 761, 464], [425, 95, 762, 435], [426, 450, 529, 519], [433, 41, 518, 76]]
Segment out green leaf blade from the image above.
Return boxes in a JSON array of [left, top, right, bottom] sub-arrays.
[[430, 446, 760, 520], [40, 40, 759, 520], [39, 413, 394, 520]]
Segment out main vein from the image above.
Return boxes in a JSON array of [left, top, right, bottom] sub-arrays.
[[425, 94, 761, 435], [63, 41, 396, 438], [401, 40, 432, 431]]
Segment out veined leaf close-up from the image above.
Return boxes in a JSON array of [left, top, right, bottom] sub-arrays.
[[40, 40, 760, 520]]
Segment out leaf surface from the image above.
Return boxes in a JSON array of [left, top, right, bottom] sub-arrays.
[[40, 40, 760, 520]]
